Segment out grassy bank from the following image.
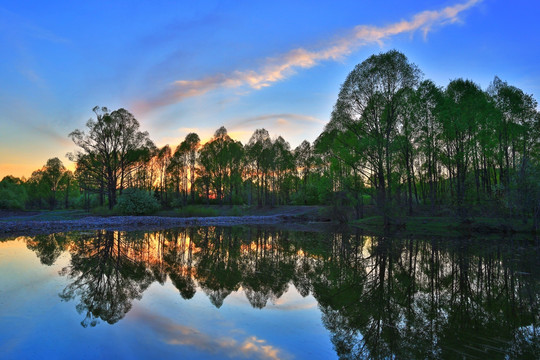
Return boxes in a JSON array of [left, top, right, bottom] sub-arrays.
[[351, 215, 536, 237]]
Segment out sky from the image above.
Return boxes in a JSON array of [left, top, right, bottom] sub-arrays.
[[1, 0, 539, 179]]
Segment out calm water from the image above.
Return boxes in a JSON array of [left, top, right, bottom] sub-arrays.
[[0, 227, 538, 359]]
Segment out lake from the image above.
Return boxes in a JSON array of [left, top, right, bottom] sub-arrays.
[[0, 226, 538, 359]]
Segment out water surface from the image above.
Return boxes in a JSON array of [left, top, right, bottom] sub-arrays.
[[0, 227, 538, 359]]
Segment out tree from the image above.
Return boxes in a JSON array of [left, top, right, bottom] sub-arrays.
[[179, 133, 201, 203], [246, 129, 272, 206], [439, 79, 487, 218], [414, 80, 443, 211], [41, 157, 67, 209], [198, 126, 236, 204], [69, 106, 153, 209], [294, 140, 314, 205], [328, 50, 421, 224], [0, 176, 27, 210], [156, 145, 172, 204]]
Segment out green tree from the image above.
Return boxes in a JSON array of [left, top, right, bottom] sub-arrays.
[[41, 157, 67, 209], [0, 176, 27, 210], [246, 129, 272, 206], [69, 106, 153, 209], [328, 50, 421, 224], [439, 79, 488, 218], [179, 133, 201, 203], [198, 126, 236, 204], [414, 80, 443, 210]]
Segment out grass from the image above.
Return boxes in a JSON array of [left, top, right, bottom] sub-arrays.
[[175, 205, 219, 217], [0, 209, 93, 222], [90, 206, 120, 217], [351, 215, 536, 237]]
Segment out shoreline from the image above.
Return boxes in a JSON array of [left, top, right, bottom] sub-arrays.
[[0, 215, 291, 237], [1, 211, 536, 238]]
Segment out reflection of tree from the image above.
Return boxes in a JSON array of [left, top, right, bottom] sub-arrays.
[[241, 229, 295, 309], [26, 233, 69, 265], [196, 227, 242, 307], [313, 232, 540, 359], [59, 231, 154, 327], [21, 226, 539, 358], [163, 229, 197, 300]]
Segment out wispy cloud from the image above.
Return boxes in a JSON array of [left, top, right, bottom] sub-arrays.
[[231, 113, 324, 128], [0, 7, 70, 44], [138, 0, 481, 111], [25, 122, 72, 147]]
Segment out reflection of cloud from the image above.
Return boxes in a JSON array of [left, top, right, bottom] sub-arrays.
[[138, 0, 480, 111], [270, 300, 317, 311], [132, 309, 292, 360]]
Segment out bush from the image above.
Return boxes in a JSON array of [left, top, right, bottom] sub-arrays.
[[115, 188, 160, 215], [0, 188, 26, 210], [229, 205, 245, 216]]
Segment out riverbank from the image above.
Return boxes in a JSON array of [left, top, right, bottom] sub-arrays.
[[0, 206, 328, 236], [1, 207, 536, 238], [351, 215, 537, 237]]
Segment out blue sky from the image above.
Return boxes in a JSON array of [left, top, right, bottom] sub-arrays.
[[1, 0, 539, 178]]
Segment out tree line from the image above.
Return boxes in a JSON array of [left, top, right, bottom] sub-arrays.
[[1, 50, 539, 227]]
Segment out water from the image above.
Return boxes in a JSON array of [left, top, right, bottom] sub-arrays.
[[0, 227, 538, 359]]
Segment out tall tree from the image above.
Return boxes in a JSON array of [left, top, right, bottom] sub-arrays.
[[179, 133, 200, 203], [439, 79, 487, 218], [414, 80, 443, 210], [328, 50, 421, 224], [41, 157, 67, 209], [246, 129, 272, 206], [69, 106, 153, 209]]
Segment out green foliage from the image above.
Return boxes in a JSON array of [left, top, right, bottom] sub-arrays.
[[0, 176, 27, 210], [69, 106, 153, 209], [2, 51, 538, 223], [175, 205, 218, 217], [114, 188, 160, 215]]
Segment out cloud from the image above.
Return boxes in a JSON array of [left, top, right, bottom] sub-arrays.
[[0, 7, 69, 44], [138, 0, 481, 111], [231, 113, 324, 128], [25, 122, 72, 147]]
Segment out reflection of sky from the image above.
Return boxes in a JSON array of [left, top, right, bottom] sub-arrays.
[[128, 279, 335, 359], [0, 239, 336, 359], [2, 1, 540, 178]]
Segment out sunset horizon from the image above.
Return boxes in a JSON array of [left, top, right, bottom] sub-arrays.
[[2, 0, 539, 178]]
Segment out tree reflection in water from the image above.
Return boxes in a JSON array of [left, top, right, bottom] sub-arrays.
[[58, 231, 154, 327], [24, 227, 539, 358]]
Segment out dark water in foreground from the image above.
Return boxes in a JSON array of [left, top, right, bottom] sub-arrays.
[[0, 227, 538, 359]]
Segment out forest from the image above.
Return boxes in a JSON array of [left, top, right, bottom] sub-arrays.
[[1, 50, 539, 230]]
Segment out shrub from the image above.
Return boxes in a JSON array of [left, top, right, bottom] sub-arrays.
[[170, 197, 186, 208], [229, 205, 245, 217], [115, 188, 160, 215]]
